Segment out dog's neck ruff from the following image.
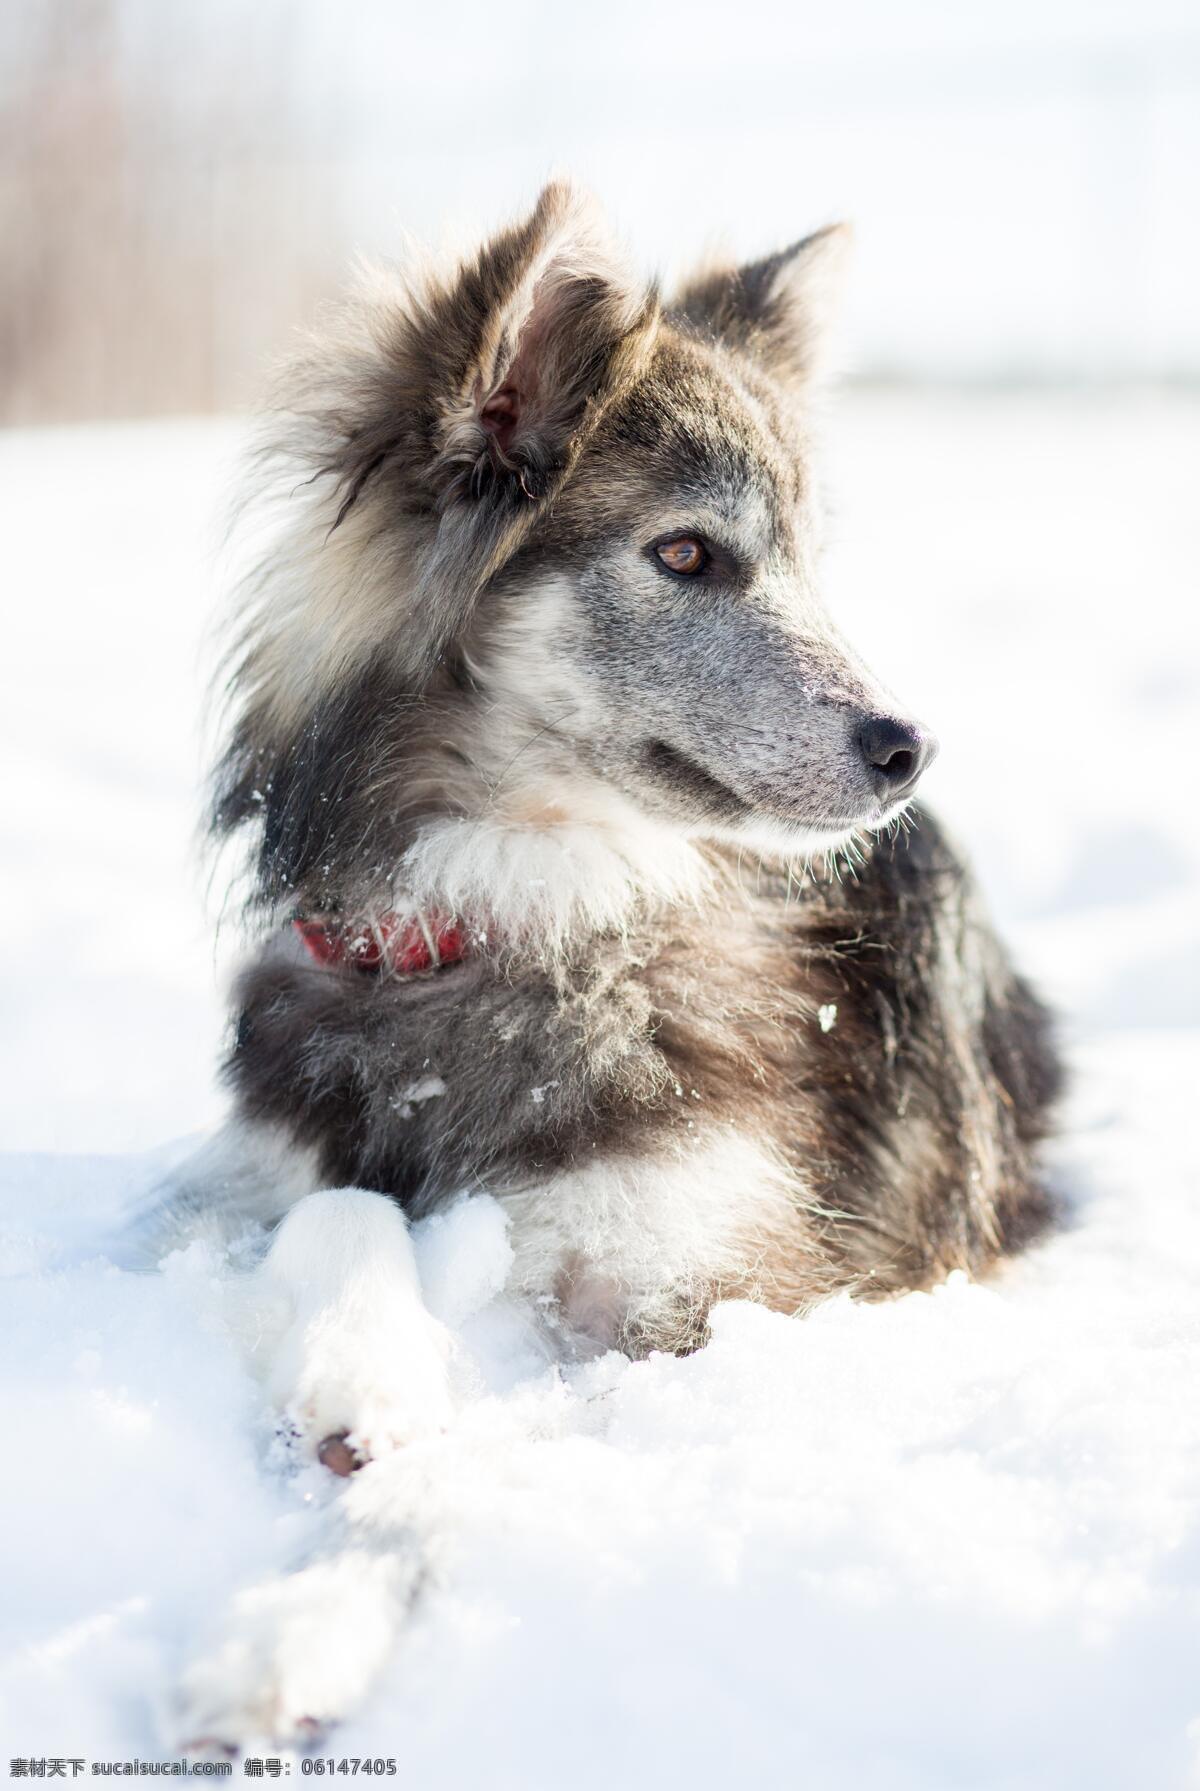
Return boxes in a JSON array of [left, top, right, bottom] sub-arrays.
[[294, 913, 470, 977]]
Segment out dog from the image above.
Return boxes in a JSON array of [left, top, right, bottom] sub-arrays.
[[151, 182, 1060, 1743]]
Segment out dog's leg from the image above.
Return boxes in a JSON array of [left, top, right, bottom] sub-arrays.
[[175, 1191, 454, 1750], [234, 1188, 455, 1468], [127, 1126, 454, 1455], [118, 1120, 323, 1267], [503, 1129, 826, 1356]]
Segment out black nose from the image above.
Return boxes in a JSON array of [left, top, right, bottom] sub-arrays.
[[858, 715, 938, 803]]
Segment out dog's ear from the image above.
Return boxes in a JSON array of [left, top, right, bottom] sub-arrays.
[[321, 184, 656, 528], [239, 184, 658, 703], [382, 182, 658, 659], [427, 181, 658, 511], [670, 223, 852, 389]]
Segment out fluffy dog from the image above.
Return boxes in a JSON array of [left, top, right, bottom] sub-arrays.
[[154, 183, 1060, 1743]]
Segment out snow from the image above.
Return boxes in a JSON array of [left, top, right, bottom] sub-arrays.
[[1, 394, 1198, 1784]]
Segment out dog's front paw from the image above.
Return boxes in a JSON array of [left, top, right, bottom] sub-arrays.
[[245, 1188, 456, 1471], [273, 1293, 455, 1468]]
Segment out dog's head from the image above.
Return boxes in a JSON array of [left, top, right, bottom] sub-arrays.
[[217, 183, 935, 929]]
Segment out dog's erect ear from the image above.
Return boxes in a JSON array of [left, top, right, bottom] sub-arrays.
[[221, 184, 657, 808], [670, 223, 853, 389], [424, 182, 658, 511]]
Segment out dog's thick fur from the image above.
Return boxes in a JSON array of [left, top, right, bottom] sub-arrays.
[[156, 183, 1060, 1743]]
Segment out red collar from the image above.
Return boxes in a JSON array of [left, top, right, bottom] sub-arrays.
[[293, 912, 469, 976]]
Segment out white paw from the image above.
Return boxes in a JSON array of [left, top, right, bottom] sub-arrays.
[[272, 1295, 455, 1468], [176, 1549, 416, 1750], [242, 1188, 455, 1469]]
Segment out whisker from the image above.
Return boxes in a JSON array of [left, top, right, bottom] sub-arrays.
[[485, 702, 582, 807]]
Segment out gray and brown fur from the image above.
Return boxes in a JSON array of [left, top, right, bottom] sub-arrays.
[[199, 182, 1059, 1354]]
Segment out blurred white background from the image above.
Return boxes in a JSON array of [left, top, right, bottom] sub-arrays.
[[3, 0, 1199, 420]]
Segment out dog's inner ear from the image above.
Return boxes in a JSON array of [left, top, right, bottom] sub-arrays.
[[670, 222, 853, 390], [478, 384, 521, 457], [475, 277, 567, 471], [446, 185, 657, 506]]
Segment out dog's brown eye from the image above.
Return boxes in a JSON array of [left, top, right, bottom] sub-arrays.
[[656, 537, 707, 577]]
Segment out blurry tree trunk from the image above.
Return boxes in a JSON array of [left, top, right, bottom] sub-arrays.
[[0, 0, 341, 422]]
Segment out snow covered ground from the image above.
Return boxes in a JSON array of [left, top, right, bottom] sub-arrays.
[[1, 394, 1198, 1785]]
